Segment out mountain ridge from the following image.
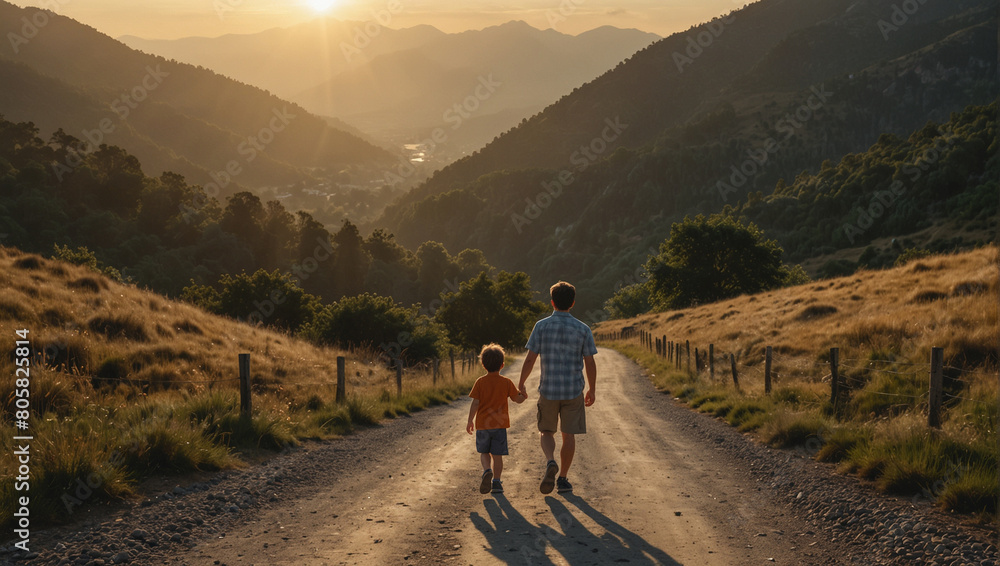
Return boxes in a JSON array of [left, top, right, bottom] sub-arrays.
[[0, 0, 394, 195], [121, 19, 660, 161], [375, 0, 997, 314]]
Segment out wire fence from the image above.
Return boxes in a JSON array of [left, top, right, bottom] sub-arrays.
[[30, 348, 485, 397], [596, 327, 997, 427]]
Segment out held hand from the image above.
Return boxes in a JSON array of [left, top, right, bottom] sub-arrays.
[[466, 420, 474, 435], [584, 388, 595, 407], [519, 384, 528, 399]]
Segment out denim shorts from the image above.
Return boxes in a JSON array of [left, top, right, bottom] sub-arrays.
[[475, 428, 509, 455]]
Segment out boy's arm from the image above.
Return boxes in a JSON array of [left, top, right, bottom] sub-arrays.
[[517, 350, 538, 398], [466, 399, 480, 434]]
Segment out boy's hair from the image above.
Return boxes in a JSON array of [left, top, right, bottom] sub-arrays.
[[550, 281, 576, 310], [480, 343, 505, 372]]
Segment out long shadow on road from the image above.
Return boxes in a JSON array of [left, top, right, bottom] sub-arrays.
[[470, 494, 558, 565], [554, 494, 681, 565], [470, 493, 680, 565]]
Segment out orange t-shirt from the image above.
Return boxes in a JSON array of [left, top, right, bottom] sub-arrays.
[[469, 373, 520, 430]]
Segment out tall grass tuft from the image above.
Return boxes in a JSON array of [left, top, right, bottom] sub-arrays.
[[120, 419, 235, 474], [760, 412, 829, 450], [182, 392, 296, 451], [87, 314, 149, 342]]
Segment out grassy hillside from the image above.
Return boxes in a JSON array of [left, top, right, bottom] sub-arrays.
[[0, 247, 478, 528], [596, 246, 998, 517]]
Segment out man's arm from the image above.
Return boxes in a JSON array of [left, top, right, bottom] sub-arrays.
[[583, 354, 597, 406], [518, 350, 538, 398], [467, 399, 480, 434]]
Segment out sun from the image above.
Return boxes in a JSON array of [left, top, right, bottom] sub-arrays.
[[306, 0, 338, 13]]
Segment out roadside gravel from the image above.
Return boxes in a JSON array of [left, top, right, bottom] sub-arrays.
[[636, 386, 999, 565]]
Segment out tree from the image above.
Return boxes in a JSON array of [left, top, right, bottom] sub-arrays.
[[138, 172, 195, 239], [604, 283, 650, 319], [220, 192, 266, 257], [305, 293, 446, 363], [416, 241, 458, 303], [88, 145, 145, 216], [259, 200, 296, 270], [435, 271, 546, 350], [645, 215, 794, 310], [182, 269, 319, 331], [455, 248, 492, 281], [331, 220, 371, 299], [293, 211, 335, 298], [364, 228, 409, 264]]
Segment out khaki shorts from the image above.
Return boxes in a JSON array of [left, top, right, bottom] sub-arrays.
[[537, 393, 586, 434]]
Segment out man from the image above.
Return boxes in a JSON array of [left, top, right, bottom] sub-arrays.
[[518, 281, 598, 494]]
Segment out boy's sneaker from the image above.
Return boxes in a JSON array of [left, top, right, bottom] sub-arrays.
[[479, 469, 493, 494], [556, 477, 573, 493], [540, 460, 558, 494], [491, 479, 504, 493]]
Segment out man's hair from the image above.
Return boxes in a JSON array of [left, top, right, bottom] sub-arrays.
[[550, 281, 576, 310], [480, 343, 505, 372]]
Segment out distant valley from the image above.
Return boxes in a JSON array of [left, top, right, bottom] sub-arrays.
[[121, 21, 660, 175]]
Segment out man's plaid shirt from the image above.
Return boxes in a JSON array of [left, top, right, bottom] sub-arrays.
[[524, 311, 598, 400]]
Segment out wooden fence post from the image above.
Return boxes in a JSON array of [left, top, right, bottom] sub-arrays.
[[239, 353, 251, 418], [709, 344, 715, 381], [433, 357, 439, 386], [396, 358, 403, 397], [928, 347, 944, 428], [686, 340, 691, 372], [730, 353, 739, 390], [336, 356, 346, 404], [668, 341, 672, 362], [662, 336, 667, 359], [450, 349, 456, 380], [694, 347, 700, 373], [676, 343, 681, 369], [829, 347, 840, 407], [764, 346, 772, 395]]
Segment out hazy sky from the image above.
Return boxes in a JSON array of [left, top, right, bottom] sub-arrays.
[[9, 0, 746, 39]]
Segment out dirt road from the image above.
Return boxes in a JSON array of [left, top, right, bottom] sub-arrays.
[[179, 348, 844, 565]]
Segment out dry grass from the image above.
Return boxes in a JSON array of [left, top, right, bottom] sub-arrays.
[[599, 246, 997, 392], [597, 246, 998, 517], [0, 247, 481, 527]]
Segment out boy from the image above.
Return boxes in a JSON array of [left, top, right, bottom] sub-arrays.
[[467, 343, 527, 494]]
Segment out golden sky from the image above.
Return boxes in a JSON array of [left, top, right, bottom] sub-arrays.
[[9, 0, 746, 39]]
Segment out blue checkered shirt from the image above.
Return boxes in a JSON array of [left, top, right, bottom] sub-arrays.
[[524, 311, 598, 400]]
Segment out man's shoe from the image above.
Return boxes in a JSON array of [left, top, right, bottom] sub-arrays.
[[491, 479, 504, 493], [540, 460, 558, 494], [480, 469, 493, 494], [556, 477, 573, 493]]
